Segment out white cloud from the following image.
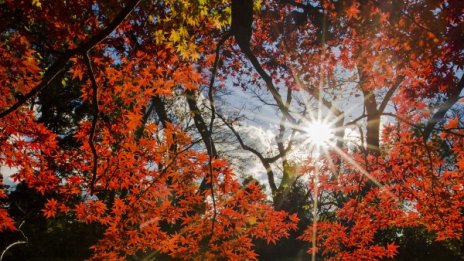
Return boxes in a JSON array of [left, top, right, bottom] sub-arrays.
[[1, 166, 18, 190]]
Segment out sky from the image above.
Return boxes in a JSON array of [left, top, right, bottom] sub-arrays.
[[1, 166, 16, 190]]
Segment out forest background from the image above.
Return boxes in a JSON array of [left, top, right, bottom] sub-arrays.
[[0, 0, 463, 260]]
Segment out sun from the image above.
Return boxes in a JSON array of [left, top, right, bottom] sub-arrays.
[[305, 120, 335, 147]]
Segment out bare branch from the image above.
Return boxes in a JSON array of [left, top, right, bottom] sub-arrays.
[[382, 112, 464, 138], [1, 241, 27, 261], [83, 53, 99, 194], [378, 76, 404, 114], [239, 47, 297, 125], [423, 76, 464, 139], [345, 114, 367, 127], [215, 112, 293, 194], [1, 221, 28, 261], [207, 33, 230, 236]]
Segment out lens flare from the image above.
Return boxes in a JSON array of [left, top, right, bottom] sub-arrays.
[[305, 120, 334, 147]]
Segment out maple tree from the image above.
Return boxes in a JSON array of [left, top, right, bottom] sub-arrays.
[[0, 0, 463, 260]]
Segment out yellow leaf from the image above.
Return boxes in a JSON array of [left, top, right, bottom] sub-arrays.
[[248, 216, 257, 225], [154, 30, 165, 45], [169, 30, 180, 43], [32, 0, 42, 8], [190, 51, 200, 61]]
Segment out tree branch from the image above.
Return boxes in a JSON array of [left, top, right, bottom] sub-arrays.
[[423, 76, 464, 139], [135, 97, 157, 141], [216, 112, 278, 193], [186, 89, 221, 196], [345, 113, 367, 127], [0, 241, 27, 261], [378, 76, 404, 114], [382, 112, 464, 138], [83, 52, 99, 194], [0, 0, 141, 119], [289, 62, 343, 117], [0, 220, 28, 261], [240, 47, 297, 125], [206, 33, 230, 236]]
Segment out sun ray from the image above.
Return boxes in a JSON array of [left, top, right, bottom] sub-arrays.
[[311, 160, 319, 261], [332, 146, 382, 187], [330, 146, 398, 200], [305, 120, 335, 147], [320, 147, 339, 178]]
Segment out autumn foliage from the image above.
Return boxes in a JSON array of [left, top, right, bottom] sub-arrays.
[[1, 0, 463, 260]]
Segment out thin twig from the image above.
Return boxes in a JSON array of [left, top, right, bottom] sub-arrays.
[[207, 33, 231, 237], [382, 112, 464, 138], [216, 112, 287, 193], [400, 10, 439, 39], [0, 241, 27, 261], [0, 221, 28, 261]]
